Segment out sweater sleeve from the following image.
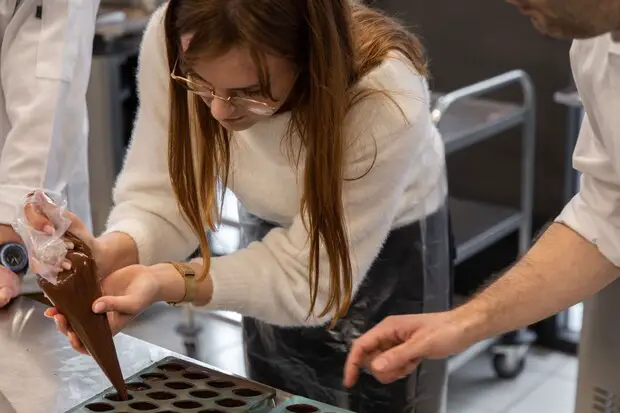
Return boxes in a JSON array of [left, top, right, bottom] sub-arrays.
[[204, 59, 446, 326], [104, 7, 198, 264]]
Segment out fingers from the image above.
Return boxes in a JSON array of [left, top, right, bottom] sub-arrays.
[[344, 318, 401, 388], [369, 339, 427, 383], [93, 295, 142, 316], [53, 314, 71, 336], [0, 269, 20, 307], [0, 287, 12, 307], [366, 354, 420, 384], [68, 332, 89, 355], [44, 307, 59, 318], [23, 203, 54, 233], [45, 310, 88, 354]]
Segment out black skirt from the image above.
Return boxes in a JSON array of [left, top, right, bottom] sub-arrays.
[[238, 205, 453, 413]]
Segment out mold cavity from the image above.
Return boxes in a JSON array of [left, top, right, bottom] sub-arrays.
[[125, 382, 151, 391], [158, 363, 185, 372], [165, 381, 194, 390], [140, 373, 168, 382], [183, 371, 210, 380], [190, 390, 219, 399], [285, 404, 320, 413], [104, 392, 134, 402], [233, 388, 263, 397], [128, 401, 158, 411], [147, 391, 176, 400], [207, 380, 235, 389], [173, 400, 203, 409], [215, 398, 246, 408], [85, 403, 114, 412]]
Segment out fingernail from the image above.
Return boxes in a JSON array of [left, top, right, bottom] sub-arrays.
[[373, 357, 388, 372], [62, 261, 72, 270], [65, 242, 74, 250], [93, 302, 105, 313], [43, 225, 54, 234]]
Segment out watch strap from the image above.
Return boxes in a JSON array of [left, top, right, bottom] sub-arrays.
[[165, 261, 196, 306]]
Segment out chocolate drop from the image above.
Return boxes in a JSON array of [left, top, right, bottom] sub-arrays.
[[37, 232, 128, 400]]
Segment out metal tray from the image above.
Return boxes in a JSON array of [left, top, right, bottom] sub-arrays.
[[67, 356, 277, 412], [269, 396, 354, 413]]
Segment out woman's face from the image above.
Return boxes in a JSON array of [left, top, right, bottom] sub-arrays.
[[182, 38, 297, 131]]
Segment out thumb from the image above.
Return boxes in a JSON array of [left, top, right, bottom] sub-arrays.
[[93, 296, 141, 315], [0, 287, 12, 307], [371, 338, 426, 374]]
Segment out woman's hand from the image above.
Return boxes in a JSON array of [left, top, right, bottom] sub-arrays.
[[44, 264, 162, 354]]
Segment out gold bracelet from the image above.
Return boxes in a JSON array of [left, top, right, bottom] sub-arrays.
[[164, 261, 196, 306]]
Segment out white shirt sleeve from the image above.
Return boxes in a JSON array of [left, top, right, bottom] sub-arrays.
[[104, 7, 199, 264], [556, 114, 620, 266], [205, 69, 446, 326], [0, 0, 98, 225]]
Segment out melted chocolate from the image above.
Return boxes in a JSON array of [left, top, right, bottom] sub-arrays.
[[38, 232, 128, 400]]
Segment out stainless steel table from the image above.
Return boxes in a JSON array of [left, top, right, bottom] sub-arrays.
[[0, 297, 289, 413]]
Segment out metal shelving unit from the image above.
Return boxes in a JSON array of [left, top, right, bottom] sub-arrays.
[[431, 70, 537, 378]]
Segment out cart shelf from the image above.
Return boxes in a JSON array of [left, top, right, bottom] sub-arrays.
[[449, 198, 523, 265], [432, 95, 526, 155]]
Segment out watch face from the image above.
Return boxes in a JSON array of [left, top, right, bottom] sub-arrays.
[[0, 243, 29, 275]]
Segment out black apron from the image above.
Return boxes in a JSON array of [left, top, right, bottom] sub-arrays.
[[239, 204, 453, 413]]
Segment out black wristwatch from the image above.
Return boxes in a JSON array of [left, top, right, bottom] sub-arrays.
[[0, 243, 29, 276]]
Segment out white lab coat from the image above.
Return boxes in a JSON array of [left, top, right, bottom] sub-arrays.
[[556, 33, 620, 266], [0, 0, 98, 291]]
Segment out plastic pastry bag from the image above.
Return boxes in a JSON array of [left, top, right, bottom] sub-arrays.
[[12, 190, 71, 285], [12, 189, 129, 400]]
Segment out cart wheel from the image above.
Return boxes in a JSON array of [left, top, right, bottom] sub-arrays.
[[492, 354, 526, 379]]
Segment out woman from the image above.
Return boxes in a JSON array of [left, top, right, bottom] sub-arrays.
[[45, 0, 452, 411]]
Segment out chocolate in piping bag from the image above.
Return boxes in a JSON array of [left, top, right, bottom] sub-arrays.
[[37, 232, 128, 400]]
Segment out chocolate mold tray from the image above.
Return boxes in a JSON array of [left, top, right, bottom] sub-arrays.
[[269, 396, 354, 413], [66, 356, 276, 413]]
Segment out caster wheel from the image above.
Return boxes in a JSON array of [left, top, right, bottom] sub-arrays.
[[492, 354, 526, 379]]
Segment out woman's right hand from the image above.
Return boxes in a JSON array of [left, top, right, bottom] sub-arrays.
[[44, 264, 162, 354]]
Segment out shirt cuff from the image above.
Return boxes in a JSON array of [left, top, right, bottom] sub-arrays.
[[556, 193, 620, 267], [199, 253, 250, 314]]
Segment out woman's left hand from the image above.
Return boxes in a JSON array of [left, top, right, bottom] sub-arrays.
[[44, 264, 161, 354]]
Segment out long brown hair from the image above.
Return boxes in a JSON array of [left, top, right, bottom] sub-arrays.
[[163, 0, 427, 322]]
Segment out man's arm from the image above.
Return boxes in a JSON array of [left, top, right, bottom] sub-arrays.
[[345, 115, 620, 385], [461, 222, 619, 343], [0, 1, 99, 302]]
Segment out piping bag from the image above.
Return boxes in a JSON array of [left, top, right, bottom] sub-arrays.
[[12, 190, 128, 400]]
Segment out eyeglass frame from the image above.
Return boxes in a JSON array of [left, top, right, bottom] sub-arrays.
[[170, 58, 296, 117]]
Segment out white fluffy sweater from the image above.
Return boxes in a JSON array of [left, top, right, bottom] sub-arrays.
[[105, 8, 447, 326]]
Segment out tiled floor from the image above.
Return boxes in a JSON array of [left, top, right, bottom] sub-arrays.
[[124, 304, 579, 412]]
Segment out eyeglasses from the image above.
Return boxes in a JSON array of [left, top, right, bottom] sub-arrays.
[[170, 59, 279, 116]]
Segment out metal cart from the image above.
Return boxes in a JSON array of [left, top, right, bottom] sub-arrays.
[[431, 70, 537, 379]]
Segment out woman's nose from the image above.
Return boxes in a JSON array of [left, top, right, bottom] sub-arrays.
[[209, 97, 236, 122]]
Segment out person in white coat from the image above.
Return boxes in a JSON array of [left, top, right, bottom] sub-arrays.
[[344, 0, 620, 386], [0, 0, 98, 306]]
